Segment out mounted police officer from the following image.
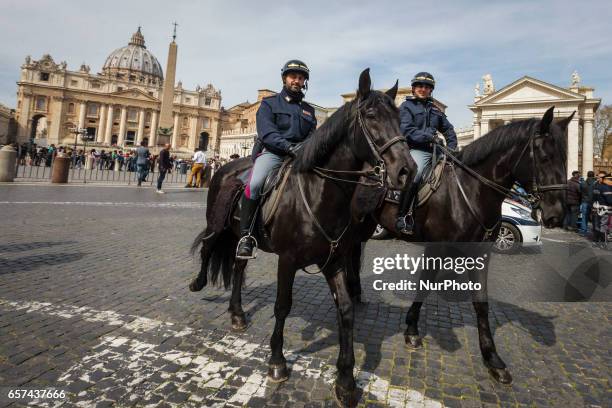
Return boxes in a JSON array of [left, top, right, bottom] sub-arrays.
[[396, 72, 458, 234], [236, 59, 317, 259]]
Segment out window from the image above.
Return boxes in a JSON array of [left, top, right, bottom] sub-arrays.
[[125, 130, 136, 145], [86, 127, 96, 139], [202, 117, 210, 129], [185, 97, 191, 104], [35, 96, 46, 111], [205, 97, 212, 106], [148, 91, 154, 96], [70, 80, 78, 86], [68, 103, 75, 114], [145, 112, 151, 123], [182, 116, 189, 127], [91, 82, 100, 89], [87, 103, 99, 117], [117, 86, 123, 92], [127, 109, 138, 122], [39, 72, 50, 81]]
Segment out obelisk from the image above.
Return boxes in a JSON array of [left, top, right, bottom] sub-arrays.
[[158, 23, 178, 142]]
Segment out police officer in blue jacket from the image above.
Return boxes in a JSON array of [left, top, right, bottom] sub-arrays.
[[396, 72, 458, 234], [236, 59, 317, 259]]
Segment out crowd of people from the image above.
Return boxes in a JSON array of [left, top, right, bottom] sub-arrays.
[[565, 170, 612, 247]]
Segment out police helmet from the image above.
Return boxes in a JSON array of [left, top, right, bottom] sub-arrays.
[[411, 72, 435, 89], [281, 60, 310, 80]]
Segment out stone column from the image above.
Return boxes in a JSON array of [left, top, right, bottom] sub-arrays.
[[567, 117, 580, 178], [188, 116, 198, 150], [117, 106, 127, 146], [149, 110, 158, 146], [18, 94, 32, 141], [480, 119, 489, 136], [136, 108, 146, 144], [582, 119, 594, 176], [171, 113, 179, 149], [97, 105, 107, 143], [78, 101, 87, 129], [473, 120, 481, 140], [48, 96, 65, 145], [104, 105, 114, 145]]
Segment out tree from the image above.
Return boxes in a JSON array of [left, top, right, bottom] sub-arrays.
[[594, 105, 611, 158]]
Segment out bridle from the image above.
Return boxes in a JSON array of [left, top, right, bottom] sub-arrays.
[[311, 98, 406, 187], [297, 96, 406, 274], [437, 126, 567, 240], [510, 129, 567, 207]]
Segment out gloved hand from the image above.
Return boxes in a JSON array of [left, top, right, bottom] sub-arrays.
[[287, 143, 304, 158], [432, 135, 445, 146]]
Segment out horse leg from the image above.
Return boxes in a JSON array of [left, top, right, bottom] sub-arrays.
[[267, 256, 296, 383], [346, 243, 364, 304], [326, 264, 358, 407], [472, 302, 512, 384], [229, 259, 248, 331], [189, 229, 216, 292], [404, 244, 438, 348]]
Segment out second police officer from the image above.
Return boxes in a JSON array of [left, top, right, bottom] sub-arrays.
[[396, 72, 458, 234], [236, 60, 317, 259]]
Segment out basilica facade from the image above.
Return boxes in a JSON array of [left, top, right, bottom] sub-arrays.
[[14, 28, 222, 155]]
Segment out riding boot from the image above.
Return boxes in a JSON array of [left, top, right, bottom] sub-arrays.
[[236, 195, 259, 259], [395, 182, 419, 234]]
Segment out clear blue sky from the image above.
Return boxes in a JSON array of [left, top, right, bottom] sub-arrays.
[[0, 0, 609, 128]]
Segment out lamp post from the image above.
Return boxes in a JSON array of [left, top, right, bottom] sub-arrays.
[[70, 127, 88, 168], [240, 142, 249, 158], [80, 129, 95, 183]]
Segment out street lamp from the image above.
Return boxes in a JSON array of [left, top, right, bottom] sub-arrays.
[[70, 127, 88, 167], [240, 142, 249, 158]]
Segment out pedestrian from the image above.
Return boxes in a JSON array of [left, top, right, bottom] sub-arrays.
[[185, 148, 206, 188], [135, 141, 150, 187], [156, 143, 172, 194], [564, 170, 581, 231], [592, 172, 612, 246], [579, 171, 597, 234]]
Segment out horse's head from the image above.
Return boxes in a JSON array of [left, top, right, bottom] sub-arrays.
[[350, 69, 414, 190], [512, 106, 573, 228]]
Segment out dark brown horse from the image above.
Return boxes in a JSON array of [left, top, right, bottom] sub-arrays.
[[190, 69, 415, 406], [347, 106, 572, 385]]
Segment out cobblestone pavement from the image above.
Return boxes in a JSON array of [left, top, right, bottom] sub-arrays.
[[0, 185, 609, 407]]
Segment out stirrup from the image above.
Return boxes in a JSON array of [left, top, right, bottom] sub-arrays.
[[236, 235, 258, 260], [397, 213, 415, 235]]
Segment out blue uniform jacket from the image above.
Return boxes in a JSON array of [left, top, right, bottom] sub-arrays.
[[399, 97, 457, 150], [593, 182, 612, 206], [253, 88, 317, 157]]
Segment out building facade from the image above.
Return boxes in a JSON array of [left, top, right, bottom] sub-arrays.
[[466, 73, 601, 176], [14, 28, 222, 155], [0, 103, 16, 145]]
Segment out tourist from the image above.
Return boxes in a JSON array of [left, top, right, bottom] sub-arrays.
[[156, 143, 172, 194], [136, 141, 150, 187], [185, 147, 206, 188]]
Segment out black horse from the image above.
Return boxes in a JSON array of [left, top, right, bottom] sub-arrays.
[[190, 69, 415, 406], [347, 106, 573, 385]]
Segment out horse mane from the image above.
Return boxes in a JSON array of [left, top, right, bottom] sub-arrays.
[[457, 119, 539, 166], [293, 99, 355, 171], [294, 91, 396, 172]]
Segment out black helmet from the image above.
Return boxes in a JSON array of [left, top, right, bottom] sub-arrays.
[[281, 59, 310, 80], [411, 72, 435, 89]]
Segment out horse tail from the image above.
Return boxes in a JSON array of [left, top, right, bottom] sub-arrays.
[[190, 172, 245, 292]]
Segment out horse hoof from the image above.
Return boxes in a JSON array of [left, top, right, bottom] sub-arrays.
[[404, 334, 422, 349], [488, 367, 513, 384], [231, 314, 248, 331], [189, 279, 204, 292], [267, 364, 289, 383], [333, 383, 358, 408]]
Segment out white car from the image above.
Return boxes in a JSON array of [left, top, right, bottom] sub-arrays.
[[372, 198, 542, 254]]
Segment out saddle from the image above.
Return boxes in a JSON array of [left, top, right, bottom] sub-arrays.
[[234, 159, 294, 247], [385, 152, 446, 207]]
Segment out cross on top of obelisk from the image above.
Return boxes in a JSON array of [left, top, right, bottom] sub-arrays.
[[172, 22, 178, 41]]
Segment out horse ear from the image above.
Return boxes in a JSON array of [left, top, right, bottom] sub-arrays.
[[540, 106, 555, 134], [556, 111, 576, 130], [385, 80, 399, 100], [357, 68, 371, 100]]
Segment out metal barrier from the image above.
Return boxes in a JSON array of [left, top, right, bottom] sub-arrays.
[[14, 160, 191, 185]]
